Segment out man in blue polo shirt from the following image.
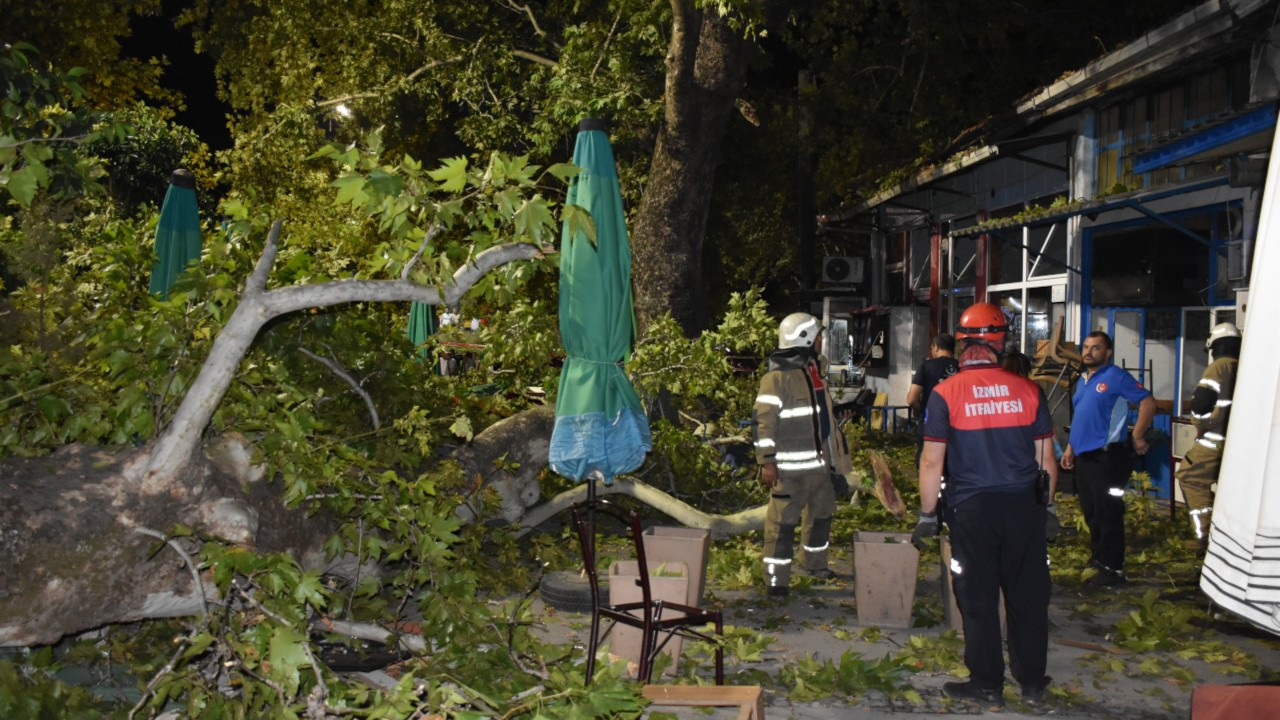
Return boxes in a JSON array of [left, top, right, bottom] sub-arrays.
[[1061, 331, 1155, 586]]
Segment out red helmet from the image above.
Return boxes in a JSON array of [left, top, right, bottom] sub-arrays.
[[956, 302, 1008, 353]]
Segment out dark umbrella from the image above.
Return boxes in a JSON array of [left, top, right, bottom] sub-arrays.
[[148, 168, 203, 297], [549, 118, 651, 494]]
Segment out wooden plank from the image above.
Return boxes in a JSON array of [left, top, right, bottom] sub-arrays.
[[641, 685, 764, 720]]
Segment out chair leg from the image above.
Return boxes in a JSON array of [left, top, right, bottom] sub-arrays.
[[638, 621, 658, 683], [715, 615, 725, 685], [585, 607, 601, 685]]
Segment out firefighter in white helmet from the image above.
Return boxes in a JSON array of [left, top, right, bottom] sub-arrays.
[[752, 312, 854, 597], [1177, 322, 1240, 548]]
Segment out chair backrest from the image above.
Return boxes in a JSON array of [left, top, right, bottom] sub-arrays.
[[570, 499, 652, 608]]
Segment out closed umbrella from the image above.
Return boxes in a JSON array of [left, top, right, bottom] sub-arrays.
[[148, 168, 203, 297], [1200, 110, 1280, 636], [548, 118, 650, 489], [407, 302, 437, 359]]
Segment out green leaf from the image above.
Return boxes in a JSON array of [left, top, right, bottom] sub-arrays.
[[428, 156, 469, 193], [514, 197, 555, 243], [367, 167, 403, 197], [561, 203, 597, 246], [267, 627, 310, 697], [6, 166, 39, 206], [546, 162, 583, 183], [333, 174, 368, 206], [293, 572, 328, 609], [449, 415, 473, 441]]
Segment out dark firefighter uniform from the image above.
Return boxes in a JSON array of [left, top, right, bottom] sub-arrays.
[[924, 362, 1053, 696], [753, 349, 853, 591], [1178, 355, 1238, 540]]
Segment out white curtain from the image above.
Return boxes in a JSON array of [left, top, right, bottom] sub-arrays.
[[1200, 112, 1280, 636]]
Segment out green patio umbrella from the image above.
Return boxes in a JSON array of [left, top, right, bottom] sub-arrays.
[[548, 118, 651, 485], [148, 168, 203, 297], [407, 302, 437, 359]]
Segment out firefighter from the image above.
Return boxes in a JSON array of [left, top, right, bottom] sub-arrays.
[[753, 312, 854, 597], [1178, 322, 1240, 547], [911, 302, 1058, 709]]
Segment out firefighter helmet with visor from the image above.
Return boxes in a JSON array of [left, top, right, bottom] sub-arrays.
[[956, 302, 1009, 353], [778, 312, 822, 349], [1205, 321, 1240, 350]]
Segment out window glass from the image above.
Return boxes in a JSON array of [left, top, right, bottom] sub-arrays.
[[909, 227, 932, 292], [989, 230, 1023, 285], [950, 235, 977, 286], [1028, 221, 1068, 279], [989, 289, 1025, 355]]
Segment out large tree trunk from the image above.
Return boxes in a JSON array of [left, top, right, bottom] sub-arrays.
[[0, 222, 547, 647], [0, 436, 331, 647], [631, 0, 752, 336]]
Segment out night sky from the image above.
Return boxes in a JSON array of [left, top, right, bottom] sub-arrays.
[[124, 3, 232, 151]]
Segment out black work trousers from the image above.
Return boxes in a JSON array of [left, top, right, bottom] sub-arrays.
[[1074, 442, 1132, 571], [947, 491, 1051, 690]]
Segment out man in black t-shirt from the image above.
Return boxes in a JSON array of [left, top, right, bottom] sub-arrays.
[[908, 333, 958, 466], [908, 333, 958, 413]]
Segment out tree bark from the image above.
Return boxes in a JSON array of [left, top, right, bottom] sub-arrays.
[[0, 222, 548, 647], [0, 435, 333, 647], [631, 0, 752, 336], [453, 404, 557, 524]]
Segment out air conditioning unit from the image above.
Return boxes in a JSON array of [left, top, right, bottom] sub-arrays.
[[822, 256, 864, 285]]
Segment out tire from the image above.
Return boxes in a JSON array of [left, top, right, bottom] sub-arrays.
[[539, 570, 608, 613]]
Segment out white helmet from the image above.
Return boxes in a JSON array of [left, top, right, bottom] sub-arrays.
[[779, 312, 822, 349], [1205, 322, 1241, 350]]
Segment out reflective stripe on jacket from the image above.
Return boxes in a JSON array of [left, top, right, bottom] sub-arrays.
[[1189, 356, 1237, 451], [753, 350, 852, 475]]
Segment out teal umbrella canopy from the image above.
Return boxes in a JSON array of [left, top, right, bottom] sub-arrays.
[[148, 169, 203, 297], [407, 302, 437, 358], [548, 118, 651, 483]]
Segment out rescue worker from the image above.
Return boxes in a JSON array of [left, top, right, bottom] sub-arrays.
[[907, 333, 959, 467], [1177, 322, 1240, 547], [911, 302, 1058, 709], [753, 312, 854, 598], [1060, 331, 1155, 586]]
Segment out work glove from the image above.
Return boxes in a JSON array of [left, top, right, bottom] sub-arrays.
[[911, 510, 939, 551], [830, 471, 851, 500], [1045, 504, 1060, 543]]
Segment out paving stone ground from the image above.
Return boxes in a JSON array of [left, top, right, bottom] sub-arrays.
[[530, 547, 1280, 720]]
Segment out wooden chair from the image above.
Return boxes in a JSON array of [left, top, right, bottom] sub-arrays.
[[571, 499, 725, 684]]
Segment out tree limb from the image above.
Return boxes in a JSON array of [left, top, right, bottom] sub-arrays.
[[665, 0, 698, 108], [513, 477, 767, 538], [244, 220, 283, 298], [145, 222, 550, 486], [298, 347, 380, 430], [505, 0, 548, 38], [512, 49, 558, 69], [591, 11, 623, 82], [262, 242, 550, 318], [132, 526, 210, 623], [319, 619, 427, 653], [401, 223, 445, 279], [316, 57, 464, 109]]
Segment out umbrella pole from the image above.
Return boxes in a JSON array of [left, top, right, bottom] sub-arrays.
[[586, 471, 598, 565]]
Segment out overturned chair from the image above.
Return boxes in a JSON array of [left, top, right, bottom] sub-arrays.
[[571, 499, 725, 684]]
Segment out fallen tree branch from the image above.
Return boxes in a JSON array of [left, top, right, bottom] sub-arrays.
[[133, 526, 210, 623], [319, 618, 427, 653], [298, 347, 380, 430], [514, 476, 766, 538], [401, 223, 445, 279]]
